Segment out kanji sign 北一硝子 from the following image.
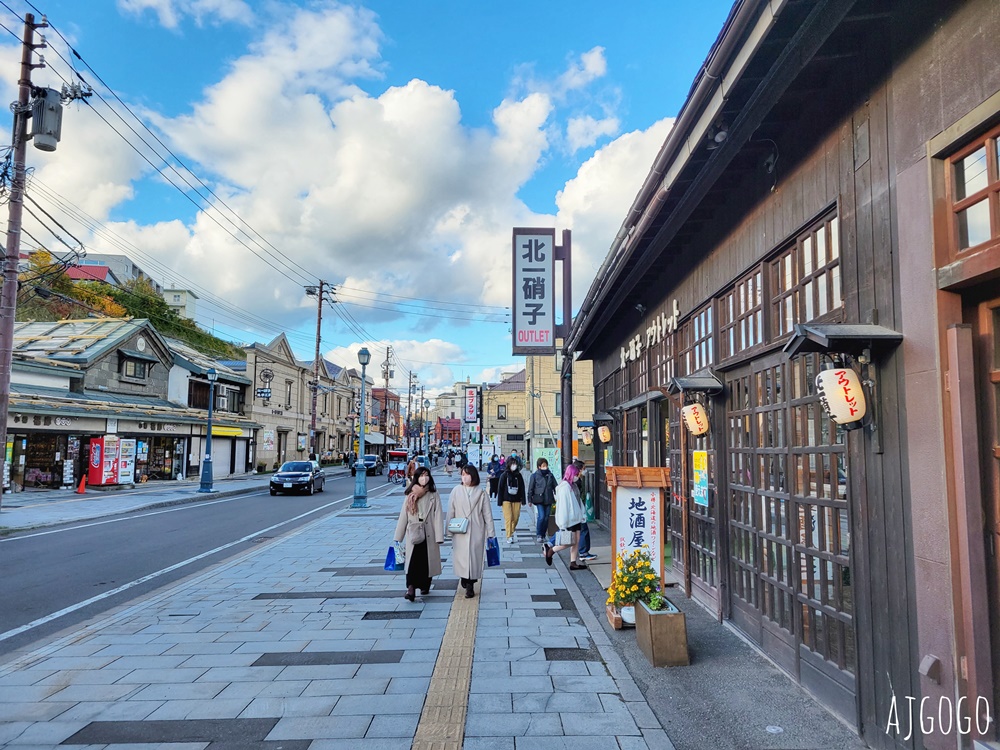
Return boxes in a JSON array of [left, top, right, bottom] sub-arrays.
[[512, 227, 555, 356]]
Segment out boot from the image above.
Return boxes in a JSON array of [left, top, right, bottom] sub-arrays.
[[464, 581, 475, 599], [404, 585, 416, 601]]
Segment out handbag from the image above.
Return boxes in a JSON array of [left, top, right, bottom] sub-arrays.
[[555, 529, 574, 546], [407, 516, 426, 544], [486, 537, 500, 567], [447, 517, 470, 534], [384, 544, 404, 571]]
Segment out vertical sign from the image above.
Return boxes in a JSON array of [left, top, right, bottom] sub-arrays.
[[465, 387, 478, 423], [613, 487, 664, 581], [692, 450, 709, 507], [512, 227, 556, 356]]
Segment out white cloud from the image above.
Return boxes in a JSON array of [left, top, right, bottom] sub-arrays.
[[566, 114, 621, 153], [118, 0, 254, 28], [557, 46, 608, 95], [556, 117, 676, 307]]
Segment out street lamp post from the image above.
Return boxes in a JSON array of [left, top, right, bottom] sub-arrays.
[[352, 348, 371, 509], [198, 368, 219, 493]]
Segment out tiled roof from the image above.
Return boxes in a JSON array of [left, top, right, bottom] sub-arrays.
[[11, 319, 151, 363], [490, 369, 526, 392]]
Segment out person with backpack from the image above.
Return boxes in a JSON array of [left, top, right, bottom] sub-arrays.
[[527, 457, 558, 544], [496, 455, 526, 544], [486, 454, 502, 499]]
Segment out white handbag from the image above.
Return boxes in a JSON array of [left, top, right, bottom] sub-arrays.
[[448, 517, 470, 534], [555, 529, 574, 546]]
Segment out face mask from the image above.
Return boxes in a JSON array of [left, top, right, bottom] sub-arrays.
[[461, 474, 472, 486], [418, 475, 430, 486]]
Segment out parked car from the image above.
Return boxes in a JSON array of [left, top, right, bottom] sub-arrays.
[[270, 460, 325, 495], [415, 456, 432, 470], [351, 454, 384, 476]]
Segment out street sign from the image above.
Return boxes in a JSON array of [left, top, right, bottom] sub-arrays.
[[255, 388, 272, 399]]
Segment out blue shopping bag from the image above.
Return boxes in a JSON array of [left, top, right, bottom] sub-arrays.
[[486, 537, 500, 567], [384, 544, 404, 571]]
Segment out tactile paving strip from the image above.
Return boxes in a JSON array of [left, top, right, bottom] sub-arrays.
[[411, 583, 480, 749]]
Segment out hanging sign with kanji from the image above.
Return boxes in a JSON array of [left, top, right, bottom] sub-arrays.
[[614, 487, 664, 575], [512, 227, 556, 356]]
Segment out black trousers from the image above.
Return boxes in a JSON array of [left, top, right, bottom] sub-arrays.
[[406, 540, 432, 590]]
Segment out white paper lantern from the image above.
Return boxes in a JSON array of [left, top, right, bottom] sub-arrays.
[[598, 425, 612, 443], [815, 367, 867, 424], [681, 403, 710, 436]]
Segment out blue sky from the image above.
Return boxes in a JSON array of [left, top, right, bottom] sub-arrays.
[[1, 0, 732, 394]]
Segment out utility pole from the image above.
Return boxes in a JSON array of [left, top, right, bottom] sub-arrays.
[[405, 371, 415, 454], [381, 346, 392, 458], [305, 281, 327, 460], [419, 386, 425, 454], [0, 14, 43, 511]]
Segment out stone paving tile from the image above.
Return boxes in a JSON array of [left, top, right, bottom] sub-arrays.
[[214, 680, 310, 702], [462, 736, 516, 749], [551, 674, 620, 693], [468, 693, 513, 714], [299, 677, 390, 697], [143, 698, 253, 720], [265, 714, 373, 740], [52, 700, 165, 723], [465, 712, 563, 737], [332, 693, 425, 715], [386, 676, 431, 694], [237, 695, 340, 718], [1, 719, 88, 746], [512, 692, 605, 713], [366, 713, 419, 738], [0, 700, 74, 721], [558, 711, 641, 735]]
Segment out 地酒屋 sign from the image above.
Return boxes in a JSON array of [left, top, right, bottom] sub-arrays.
[[512, 227, 555, 356], [465, 387, 478, 423]]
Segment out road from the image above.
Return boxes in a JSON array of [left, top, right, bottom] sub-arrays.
[[0, 474, 401, 658]]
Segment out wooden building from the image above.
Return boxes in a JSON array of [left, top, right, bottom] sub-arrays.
[[568, 1, 1000, 748]]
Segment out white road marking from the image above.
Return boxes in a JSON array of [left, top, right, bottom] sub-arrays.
[[0, 485, 398, 643]]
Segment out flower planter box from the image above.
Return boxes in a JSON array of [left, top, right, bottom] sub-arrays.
[[635, 599, 689, 667]]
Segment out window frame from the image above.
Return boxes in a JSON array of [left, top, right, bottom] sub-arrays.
[[945, 122, 1000, 258], [497, 404, 507, 421], [122, 359, 147, 380]]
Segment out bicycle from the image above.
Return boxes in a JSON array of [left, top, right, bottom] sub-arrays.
[[388, 468, 405, 484]]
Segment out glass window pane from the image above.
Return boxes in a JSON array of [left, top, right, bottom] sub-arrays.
[[830, 217, 840, 259], [803, 236, 813, 275], [955, 146, 988, 200], [957, 199, 991, 249], [816, 226, 827, 267]]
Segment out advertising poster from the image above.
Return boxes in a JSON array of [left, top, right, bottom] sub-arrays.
[[534, 447, 562, 478], [262, 430, 275, 451], [693, 450, 709, 507]]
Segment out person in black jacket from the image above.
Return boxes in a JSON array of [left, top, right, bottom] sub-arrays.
[[497, 455, 525, 543], [527, 457, 558, 544]]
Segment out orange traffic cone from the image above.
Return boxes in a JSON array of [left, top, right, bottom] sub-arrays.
[[76, 476, 87, 494]]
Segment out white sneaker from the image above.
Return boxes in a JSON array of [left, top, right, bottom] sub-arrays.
[[506, 536, 513, 544]]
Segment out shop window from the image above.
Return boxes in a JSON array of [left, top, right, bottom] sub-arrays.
[[123, 359, 147, 379], [719, 269, 764, 361], [771, 213, 842, 338], [946, 123, 1000, 255]]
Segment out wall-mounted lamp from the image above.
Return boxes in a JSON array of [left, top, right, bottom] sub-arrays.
[[706, 121, 729, 151], [635, 303, 646, 315], [815, 365, 867, 429], [783, 323, 903, 453], [681, 403, 710, 436]]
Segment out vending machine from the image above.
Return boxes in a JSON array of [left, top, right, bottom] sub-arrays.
[[87, 435, 120, 486], [118, 439, 137, 485]]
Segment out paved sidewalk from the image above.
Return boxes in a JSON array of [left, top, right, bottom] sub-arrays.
[[0, 468, 352, 533], [0, 470, 671, 748]]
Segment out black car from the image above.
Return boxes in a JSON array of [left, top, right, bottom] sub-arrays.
[[351, 454, 384, 476], [270, 460, 325, 495]]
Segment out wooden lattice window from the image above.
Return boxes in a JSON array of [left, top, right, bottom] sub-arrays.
[[719, 269, 764, 361], [771, 214, 842, 338], [676, 304, 714, 377], [946, 123, 1000, 256]]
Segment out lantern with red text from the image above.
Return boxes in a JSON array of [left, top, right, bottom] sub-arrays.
[[815, 367, 867, 428], [681, 403, 710, 436], [598, 425, 612, 443]]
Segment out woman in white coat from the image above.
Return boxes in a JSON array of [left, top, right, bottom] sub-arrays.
[[543, 462, 588, 570], [446, 465, 496, 599], [394, 467, 444, 601]]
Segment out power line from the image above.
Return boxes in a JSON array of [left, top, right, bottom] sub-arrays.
[[336, 284, 508, 312]]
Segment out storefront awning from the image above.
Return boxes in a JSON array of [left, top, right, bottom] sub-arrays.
[[362, 432, 397, 446], [667, 370, 724, 396], [782, 324, 903, 358]]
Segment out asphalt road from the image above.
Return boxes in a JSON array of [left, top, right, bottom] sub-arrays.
[[0, 474, 400, 659]]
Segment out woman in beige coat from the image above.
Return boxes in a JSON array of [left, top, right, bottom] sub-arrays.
[[393, 467, 444, 601], [446, 465, 496, 599]]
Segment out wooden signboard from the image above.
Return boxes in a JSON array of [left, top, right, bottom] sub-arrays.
[[606, 466, 671, 590]]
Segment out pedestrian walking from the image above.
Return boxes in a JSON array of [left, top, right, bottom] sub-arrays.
[[571, 458, 597, 562], [543, 462, 588, 570], [446, 465, 496, 599], [497, 455, 526, 544], [394, 467, 444, 601], [527, 457, 557, 544], [445, 453, 455, 476], [486, 454, 501, 499]]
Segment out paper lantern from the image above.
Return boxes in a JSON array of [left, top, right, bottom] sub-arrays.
[[681, 403, 710, 436], [815, 367, 867, 425], [598, 425, 612, 443]]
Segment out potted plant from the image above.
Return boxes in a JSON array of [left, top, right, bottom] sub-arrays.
[[635, 588, 689, 667], [606, 547, 659, 629]]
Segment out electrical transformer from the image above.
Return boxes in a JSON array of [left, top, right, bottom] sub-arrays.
[[30, 87, 63, 152]]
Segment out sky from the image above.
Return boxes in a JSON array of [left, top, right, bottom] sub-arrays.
[[0, 0, 733, 397]]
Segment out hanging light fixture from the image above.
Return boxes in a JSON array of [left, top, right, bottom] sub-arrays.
[[598, 425, 612, 443], [681, 402, 710, 436], [815, 366, 867, 429]]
